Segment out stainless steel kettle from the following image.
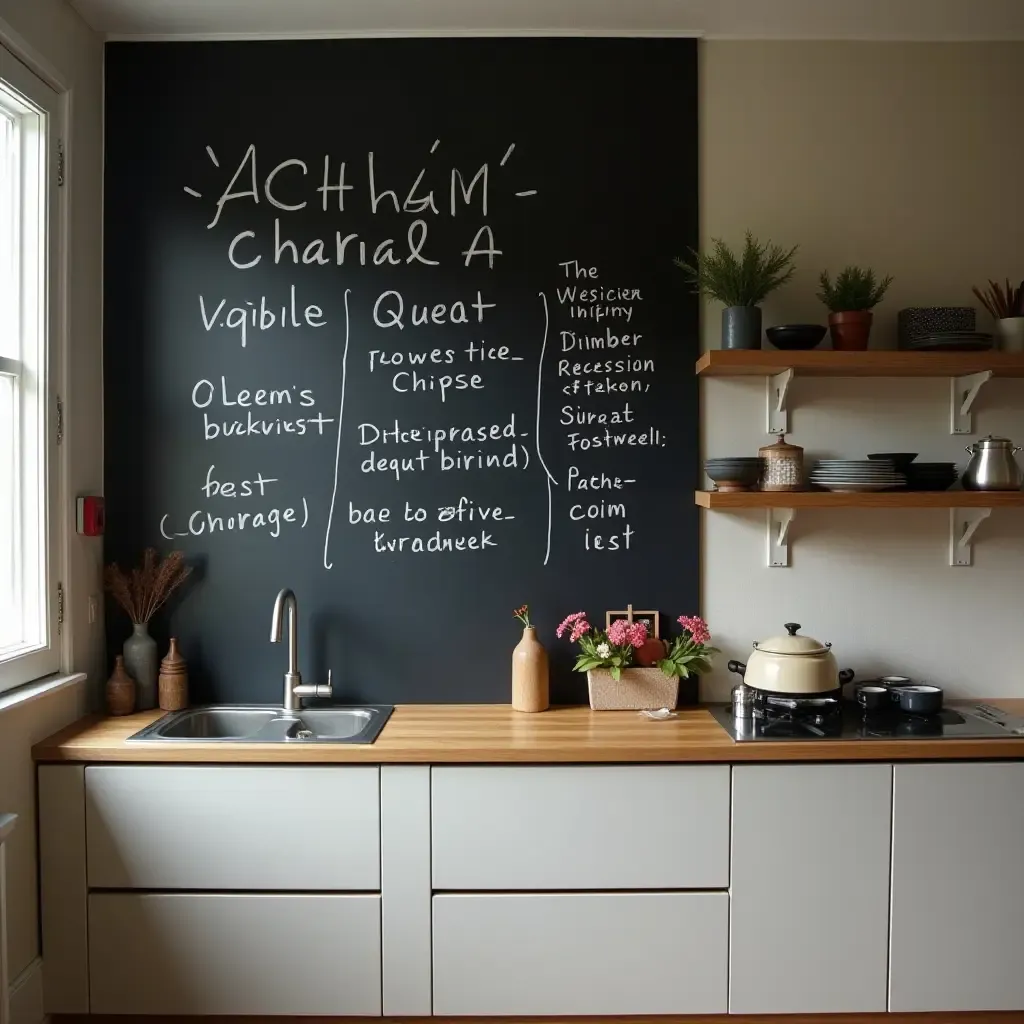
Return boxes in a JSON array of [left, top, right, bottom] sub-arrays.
[[962, 435, 1023, 491]]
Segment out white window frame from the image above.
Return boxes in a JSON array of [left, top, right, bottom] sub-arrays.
[[0, 47, 64, 693]]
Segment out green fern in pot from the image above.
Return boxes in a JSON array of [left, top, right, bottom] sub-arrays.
[[675, 232, 798, 350], [817, 265, 893, 351]]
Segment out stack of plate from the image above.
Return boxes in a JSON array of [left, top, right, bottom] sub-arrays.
[[903, 331, 993, 352], [810, 460, 907, 493]]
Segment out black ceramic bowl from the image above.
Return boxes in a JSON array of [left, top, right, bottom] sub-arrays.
[[867, 452, 918, 472], [704, 463, 762, 491], [766, 324, 827, 351]]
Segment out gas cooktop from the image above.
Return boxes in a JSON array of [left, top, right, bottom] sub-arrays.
[[710, 702, 1019, 742]]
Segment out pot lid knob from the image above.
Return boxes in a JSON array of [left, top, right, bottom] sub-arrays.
[[784, 622, 801, 636]]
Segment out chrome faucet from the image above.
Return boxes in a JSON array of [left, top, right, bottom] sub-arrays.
[[270, 588, 332, 712]]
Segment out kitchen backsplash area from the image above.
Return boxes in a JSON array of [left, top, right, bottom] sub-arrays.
[[701, 374, 1024, 700], [698, 41, 1024, 701]]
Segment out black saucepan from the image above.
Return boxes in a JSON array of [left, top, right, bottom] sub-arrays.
[[892, 684, 944, 715]]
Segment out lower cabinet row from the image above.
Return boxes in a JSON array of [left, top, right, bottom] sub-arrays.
[[91, 891, 729, 1016]]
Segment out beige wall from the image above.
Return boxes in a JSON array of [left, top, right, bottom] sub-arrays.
[[0, 0, 102, 990], [700, 41, 1024, 699]]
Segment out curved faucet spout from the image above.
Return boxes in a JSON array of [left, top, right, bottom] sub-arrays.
[[270, 588, 301, 711]]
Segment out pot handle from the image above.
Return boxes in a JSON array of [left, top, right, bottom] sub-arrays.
[[727, 660, 747, 677], [965, 446, 974, 454], [839, 668, 856, 686]]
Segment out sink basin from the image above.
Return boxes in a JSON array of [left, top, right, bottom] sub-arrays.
[[127, 705, 394, 744]]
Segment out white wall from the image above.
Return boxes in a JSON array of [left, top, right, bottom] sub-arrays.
[[0, 0, 102, 989], [700, 41, 1024, 700]]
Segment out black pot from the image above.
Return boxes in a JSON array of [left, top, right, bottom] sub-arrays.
[[893, 685, 943, 715], [722, 306, 762, 350], [856, 685, 889, 712]]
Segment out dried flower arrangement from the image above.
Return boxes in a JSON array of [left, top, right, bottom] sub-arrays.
[[972, 279, 1024, 320], [105, 548, 192, 624]]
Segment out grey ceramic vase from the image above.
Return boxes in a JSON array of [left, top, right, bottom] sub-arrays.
[[123, 621, 159, 710], [722, 305, 763, 350]]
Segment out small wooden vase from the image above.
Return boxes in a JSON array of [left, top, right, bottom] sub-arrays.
[[158, 637, 189, 711], [106, 655, 136, 716], [511, 626, 549, 713]]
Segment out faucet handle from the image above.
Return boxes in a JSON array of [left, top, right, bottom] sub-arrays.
[[293, 669, 333, 701]]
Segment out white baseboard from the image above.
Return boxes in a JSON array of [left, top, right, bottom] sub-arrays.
[[9, 959, 43, 1024]]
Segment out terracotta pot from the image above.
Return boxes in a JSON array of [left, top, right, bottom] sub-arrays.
[[511, 626, 549, 712], [587, 667, 678, 711], [828, 310, 873, 351]]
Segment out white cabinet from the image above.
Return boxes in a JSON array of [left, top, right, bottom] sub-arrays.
[[432, 892, 728, 1015], [432, 765, 730, 889], [890, 762, 1024, 1012], [88, 893, 381, 1015], [730, 763, 892, 1014], [85, 765, 379, 890]]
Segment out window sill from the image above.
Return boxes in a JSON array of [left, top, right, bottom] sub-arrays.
[[0, 671, 87, 714]]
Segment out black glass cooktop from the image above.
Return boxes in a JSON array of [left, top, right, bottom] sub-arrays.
[[710, 703, 1018, 742]]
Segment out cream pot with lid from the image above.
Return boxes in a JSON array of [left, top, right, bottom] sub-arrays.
[[727, 622, 855, 694]]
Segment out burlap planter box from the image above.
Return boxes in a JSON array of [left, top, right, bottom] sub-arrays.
[[586, 667, 679, 711]]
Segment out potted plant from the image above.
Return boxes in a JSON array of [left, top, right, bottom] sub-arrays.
[[817, 266, 893, 351], [972, 279, 1024, 353], [675, 232, 798, 350], [557, 611, 718, 710]]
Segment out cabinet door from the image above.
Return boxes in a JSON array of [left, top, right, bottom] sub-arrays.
[[89, 893, 381, 1015], [433, 892, 728, 1015], [890, 762, 1024, 1012], [432, 765, 730, 889], [730, 763, 892, 1014], [86, 765, 379, 890]]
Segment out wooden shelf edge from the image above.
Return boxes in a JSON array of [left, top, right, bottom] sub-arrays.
[[695, 490, 1024, 509], [696, 349, 1024, 378]]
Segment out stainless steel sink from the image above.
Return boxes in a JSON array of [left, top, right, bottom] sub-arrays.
[[127, 705, 394, 744]]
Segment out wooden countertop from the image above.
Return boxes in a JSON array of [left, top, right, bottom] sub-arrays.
[[31, 701, 1024, 764]]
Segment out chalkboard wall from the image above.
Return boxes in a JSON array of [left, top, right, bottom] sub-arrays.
[[104, 38, 699, 704]]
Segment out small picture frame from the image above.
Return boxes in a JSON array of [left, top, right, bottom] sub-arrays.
[[605, 604, 660, 639]]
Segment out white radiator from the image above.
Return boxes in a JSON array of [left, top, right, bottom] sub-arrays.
[[0, 813, 15, 1024]]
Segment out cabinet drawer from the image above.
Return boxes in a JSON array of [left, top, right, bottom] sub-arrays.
[[432, 765, 729, 889], [89, 893, 381, 1015], [433, 892, 728, 1015], [86, 765, 379, 890]]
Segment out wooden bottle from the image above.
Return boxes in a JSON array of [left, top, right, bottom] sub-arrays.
[[158, 637, 189, 711], [106, 655, 136, 716], [511, 626, 550, 712]]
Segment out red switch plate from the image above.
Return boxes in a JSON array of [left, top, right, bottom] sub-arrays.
[[76, 496, 105, 536]]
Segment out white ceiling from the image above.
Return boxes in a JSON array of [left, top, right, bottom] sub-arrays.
[[68, 0, 1024, 41]]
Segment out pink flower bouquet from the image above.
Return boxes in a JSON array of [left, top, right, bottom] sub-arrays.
[[557, 611, 718, 681], [556, 611, 650, 681], [658, 615, 719, 679]]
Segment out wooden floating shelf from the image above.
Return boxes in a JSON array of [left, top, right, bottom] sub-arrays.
[[695, 350, 1024, 378], [695, 490, 1024, 509]]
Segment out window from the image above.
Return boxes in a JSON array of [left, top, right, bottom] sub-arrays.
[[0, 49, 62, 693]]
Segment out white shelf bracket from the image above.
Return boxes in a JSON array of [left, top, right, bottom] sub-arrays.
[[950, 370, 992, 435], [767, 507, 795, 568], [949, 507, 992, 566], [767, 368, 794, 434]]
